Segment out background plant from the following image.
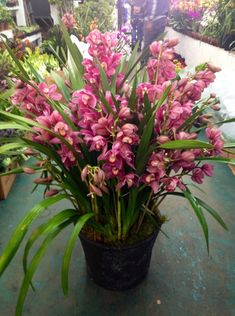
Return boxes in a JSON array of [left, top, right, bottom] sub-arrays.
[[0, 4, 14, 23], [170, 0, 235, 50], [75, 0, 115, 37]]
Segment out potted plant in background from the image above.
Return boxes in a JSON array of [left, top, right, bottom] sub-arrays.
[[0, 5, 14, 31], [6, 0, 18, 8], [0, 26, 235, 316]]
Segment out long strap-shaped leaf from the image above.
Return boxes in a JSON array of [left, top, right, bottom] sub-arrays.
[[196, 157, 235, 165], [160, 140, 213, 150], [0, 194, 67, 276], [0, 122, 32, 132], [61, 23, 84, 78], [61, 213, 94, 295], [184, 189, 209, 253], [15, 221, 71, 316], [0, 143, 26, 154], [163, 191, 228, 232], [196, 198, 228, 231], [23, 209, 78, 275], [51, 71, 71, 101]]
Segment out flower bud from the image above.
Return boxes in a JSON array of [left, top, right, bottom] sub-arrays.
[[44, 189, 59, 197], [178, 78, 188, 88], [23, 167, 36, 174], [207, 63, 221, 73], [24, 149, 37, 156], [210, 93, 216, 99], [157, 135, 170, 144], [210, 103, 221, 111], [181, 151, 195, 162], [33, 176, 53, 184], [123, 83, 131, 97], [81, 166, 88, 182], [89, 184, 103, 197], [118, 106, 131, 120], [34, 161, 44, 167], [15, 80, 25, 89], [166, 38, 179, 48]]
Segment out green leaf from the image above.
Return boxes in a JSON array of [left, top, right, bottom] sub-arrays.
[[196, 198, 228, 231], [49, 43, 66, 67], [16, 221, 71, 316], [216, 118, 235, 125], [61, 213, 94, 295], [160, 140, 213, 150], [61, 23, 84, 77], [99, 93, 117, 118], [23, 209, 78, 276], [223, 143, 235, 148], [0, 122, 32, 132], [140, 85, 171, 131], [0, 194, 67, 276], [25, 61, 44, 83], [111, 63, 121, 95], [128, 74, 138, 110], [196, 157, 235, 165], [136, 114, 155, 174], [51, 71, 71, 101], [0, 143, 25, 154], [126, 42, 139, 75], [122, 45, 149, 83], [184, 189, 209, 252], [97, 59, 110, 92]]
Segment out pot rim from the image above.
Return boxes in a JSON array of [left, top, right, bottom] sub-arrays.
[[79, 226, 161, 251]]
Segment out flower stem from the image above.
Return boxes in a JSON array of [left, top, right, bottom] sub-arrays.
[[117, 190, 121, 241]]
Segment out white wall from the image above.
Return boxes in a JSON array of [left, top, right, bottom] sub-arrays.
[[16, 0, 27, 26], [166, 27, 235, 71]]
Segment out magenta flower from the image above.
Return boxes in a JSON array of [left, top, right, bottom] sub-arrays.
[[206, 127, 224, 154], [191, 168, 205, 184], [201, 164, 214, 177], [38, 83, 62, 101], [116, 173, 139, 190]]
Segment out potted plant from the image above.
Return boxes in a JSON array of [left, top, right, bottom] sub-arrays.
[[6, 0, 18, 8], [0, 5, 14, 31], [0, 27, 234, 315]]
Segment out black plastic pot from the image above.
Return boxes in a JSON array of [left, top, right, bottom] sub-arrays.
[[79, 228, 160, 291]]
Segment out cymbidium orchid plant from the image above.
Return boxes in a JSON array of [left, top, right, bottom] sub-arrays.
[[0, 27, 235, 316]]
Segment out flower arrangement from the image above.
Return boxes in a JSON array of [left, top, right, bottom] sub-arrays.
[[0, 27, 234, 315]]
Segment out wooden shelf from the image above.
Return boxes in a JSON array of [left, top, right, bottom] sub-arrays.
[[6, 6, 19, 11]]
